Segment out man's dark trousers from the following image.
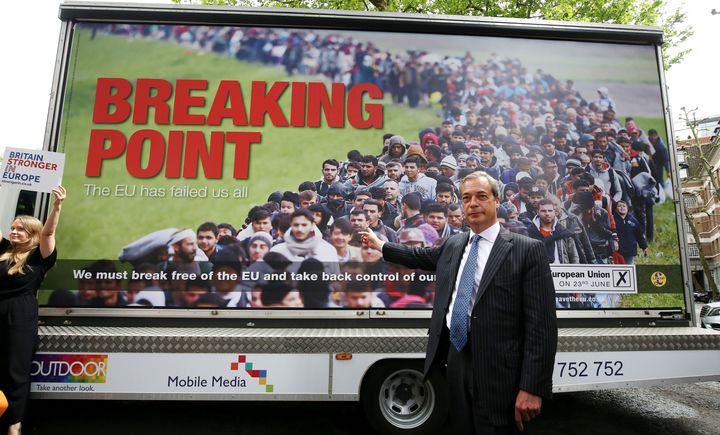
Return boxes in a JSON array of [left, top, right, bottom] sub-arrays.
[[445, 325, 524, 435]]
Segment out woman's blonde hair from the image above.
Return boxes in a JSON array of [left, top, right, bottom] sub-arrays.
[[0, 215, 43, 275]]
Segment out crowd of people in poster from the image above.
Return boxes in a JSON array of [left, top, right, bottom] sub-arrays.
[[47, 23, 672, 310]]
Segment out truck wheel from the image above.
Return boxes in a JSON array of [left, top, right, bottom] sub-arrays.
[[361, 360, 448, 435]]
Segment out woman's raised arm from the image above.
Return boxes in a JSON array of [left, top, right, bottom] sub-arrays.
[[40, 185, 66, 258]]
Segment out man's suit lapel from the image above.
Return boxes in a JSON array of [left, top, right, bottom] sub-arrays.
[[474, 229, 513, 306]]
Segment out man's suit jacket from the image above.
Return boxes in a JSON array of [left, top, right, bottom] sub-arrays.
[[382, 228, 557, 426]]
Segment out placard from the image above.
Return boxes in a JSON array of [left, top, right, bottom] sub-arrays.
[[0, 147, 65, 192]]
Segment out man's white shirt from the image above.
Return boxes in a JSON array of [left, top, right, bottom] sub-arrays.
[[446, 221, 501, 328]]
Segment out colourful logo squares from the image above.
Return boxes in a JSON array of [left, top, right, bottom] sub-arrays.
[[31, 354, 108, 383], [230, 355, 273, 392]]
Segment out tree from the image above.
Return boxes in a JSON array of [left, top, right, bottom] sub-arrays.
[[174, 0, 692, 69], [679, 107, 720, 302]]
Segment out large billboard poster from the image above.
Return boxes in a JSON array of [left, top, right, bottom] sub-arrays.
[[39, 21, 683, 311]]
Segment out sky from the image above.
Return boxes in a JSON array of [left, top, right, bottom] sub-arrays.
[[664, 0, 719, 137], [0, 0, 716, 155]]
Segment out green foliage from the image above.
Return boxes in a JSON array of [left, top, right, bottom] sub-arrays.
[[176, 0, 691, 69], [660, 4, 694, 70]]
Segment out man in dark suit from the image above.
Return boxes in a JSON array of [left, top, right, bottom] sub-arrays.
[[361, 171, 557, 434]]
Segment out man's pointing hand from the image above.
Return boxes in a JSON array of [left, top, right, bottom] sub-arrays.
[[359, 230, 384, 252]]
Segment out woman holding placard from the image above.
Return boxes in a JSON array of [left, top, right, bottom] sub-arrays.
[[0, 186, 65, 435]]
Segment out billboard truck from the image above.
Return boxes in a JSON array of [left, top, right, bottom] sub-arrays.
[[9, 2, 720, 434]]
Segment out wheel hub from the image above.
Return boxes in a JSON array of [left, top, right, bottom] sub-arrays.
[[378, 368, 436, 429], [395, 382, 413, 402]]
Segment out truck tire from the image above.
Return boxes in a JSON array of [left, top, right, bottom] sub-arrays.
[[360, 360, 448, 435]]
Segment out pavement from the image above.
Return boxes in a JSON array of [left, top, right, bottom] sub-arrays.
[[23, 380, 720, 435]]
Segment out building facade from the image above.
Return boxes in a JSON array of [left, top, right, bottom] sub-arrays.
[[679, 119, 720, 294]]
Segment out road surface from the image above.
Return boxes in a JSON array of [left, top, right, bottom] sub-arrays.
[[24, 381, 720, 435]]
